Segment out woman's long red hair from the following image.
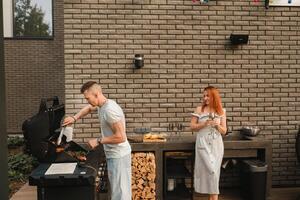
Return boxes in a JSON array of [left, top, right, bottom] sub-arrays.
[[201, 86, 224, 116]]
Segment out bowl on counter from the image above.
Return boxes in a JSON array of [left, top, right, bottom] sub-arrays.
[[240, 126, 261, 137], [127, 135, 143, 143]]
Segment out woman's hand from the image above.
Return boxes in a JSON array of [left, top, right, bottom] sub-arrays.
[[205, 119, 220, 128], [62, 116, 76, 126], [206, 118, 227, 134]]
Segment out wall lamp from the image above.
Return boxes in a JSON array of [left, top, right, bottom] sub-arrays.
[[134, 54, 144, 69], [230, 34, 249, 45]]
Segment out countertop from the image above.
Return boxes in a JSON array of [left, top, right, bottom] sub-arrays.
[[128, 135, 272, 200]]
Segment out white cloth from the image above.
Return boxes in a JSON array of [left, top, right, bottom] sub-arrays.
[[194, 112, 224, 194], [57, 126, 73, 145]]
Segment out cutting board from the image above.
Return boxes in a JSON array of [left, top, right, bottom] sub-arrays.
[[143, 138, 167, 143]]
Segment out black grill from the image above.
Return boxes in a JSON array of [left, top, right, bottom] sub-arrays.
[[22, 96, 65, 162], [23, 97, 108, 199]]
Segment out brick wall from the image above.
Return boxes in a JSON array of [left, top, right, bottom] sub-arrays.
[[4, 0, 65, 134], [64, 0, 300, 186]]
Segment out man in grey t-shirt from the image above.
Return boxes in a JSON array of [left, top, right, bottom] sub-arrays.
[[63, 81, 131, 200]]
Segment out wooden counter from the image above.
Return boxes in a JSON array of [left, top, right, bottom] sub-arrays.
[[130, 136, 272, 200]]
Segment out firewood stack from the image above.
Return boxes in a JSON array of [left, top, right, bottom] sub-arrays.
[[132, 152, 156, 199]]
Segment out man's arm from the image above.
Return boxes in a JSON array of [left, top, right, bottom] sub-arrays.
[[63, 104, 97, 126], [100, 121, 126, 144], [88, 120, 126, 148]]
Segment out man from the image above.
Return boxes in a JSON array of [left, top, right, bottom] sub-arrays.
[[63, 81, 132, 200]]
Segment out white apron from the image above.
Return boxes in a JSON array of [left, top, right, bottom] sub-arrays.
[[193, 113, 224, 194]]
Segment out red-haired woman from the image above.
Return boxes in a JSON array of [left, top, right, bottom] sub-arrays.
[[190, 86, 227, 200]]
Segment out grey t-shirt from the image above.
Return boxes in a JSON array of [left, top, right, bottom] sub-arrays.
[[97, 99, 131, 158]]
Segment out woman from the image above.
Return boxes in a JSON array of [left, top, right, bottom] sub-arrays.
[[190, 86, 227, 200]]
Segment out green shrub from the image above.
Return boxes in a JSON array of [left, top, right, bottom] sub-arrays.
[[7, 136, 25, 148], [8, 136, 38, 197], [8, 153, 38, 181]]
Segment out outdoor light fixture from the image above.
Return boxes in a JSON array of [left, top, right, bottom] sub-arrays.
[[230, 34, 249, 45], [134, 54, 144, 69]]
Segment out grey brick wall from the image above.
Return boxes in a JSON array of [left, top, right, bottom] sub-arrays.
[[4, 0, 65, 134], [64, 0, 300, 186]]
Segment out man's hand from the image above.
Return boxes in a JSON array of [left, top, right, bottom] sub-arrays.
[[62, 116, 76, 126], [88, 138, 99, 149]]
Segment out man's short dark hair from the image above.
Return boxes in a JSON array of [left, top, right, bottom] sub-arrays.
[[80, 81, 97, 93]]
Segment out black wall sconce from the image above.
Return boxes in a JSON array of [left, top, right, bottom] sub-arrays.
[[230, 34, 249, 45], [134, 54, 144, 69]]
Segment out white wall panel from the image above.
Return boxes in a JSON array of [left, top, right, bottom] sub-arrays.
[[3, 0, 13, 37]]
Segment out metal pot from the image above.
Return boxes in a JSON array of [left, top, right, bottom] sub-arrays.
[[240, 126, 261, 137]]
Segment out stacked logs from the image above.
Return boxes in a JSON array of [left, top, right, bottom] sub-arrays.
[[132, 152, 156, 199]]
